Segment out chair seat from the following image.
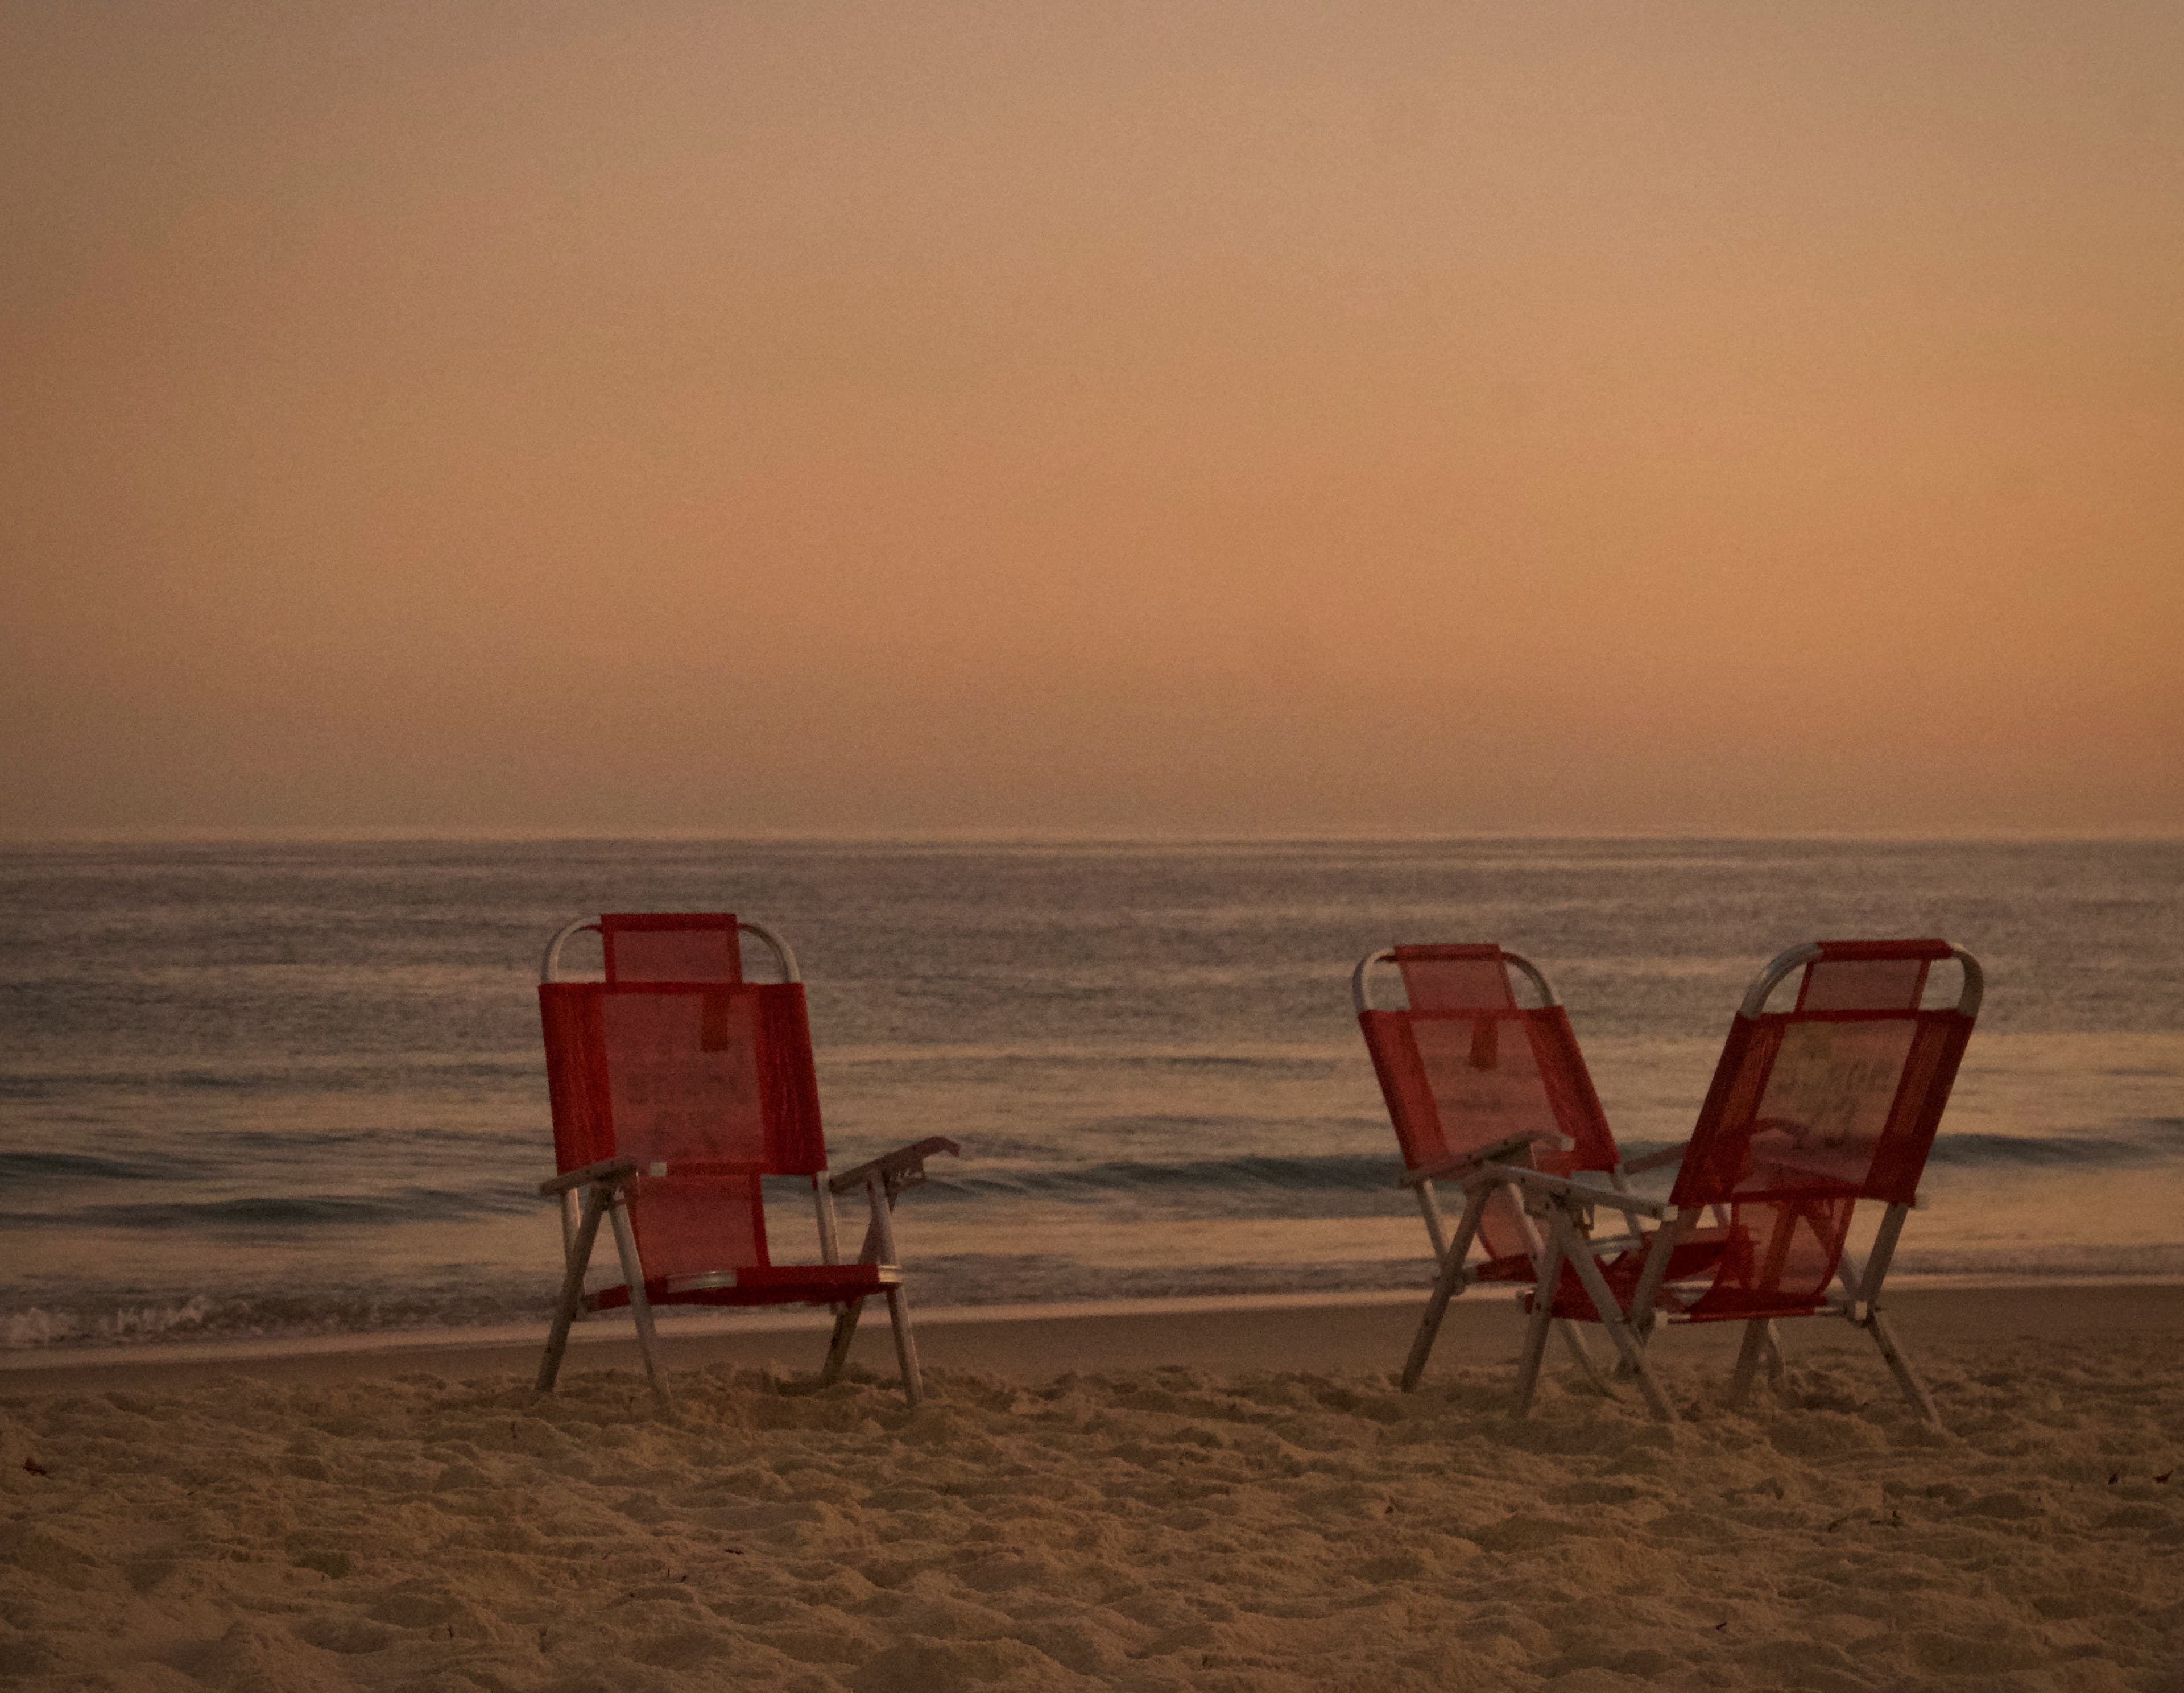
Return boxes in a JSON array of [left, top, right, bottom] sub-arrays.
[[1537, 1229, 1734, 1319], [589, 1261, 902, 1312], [1670, 1285, 1829, 1324]]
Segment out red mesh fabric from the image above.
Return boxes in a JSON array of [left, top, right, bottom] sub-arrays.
[[539, 985, 613, 1172], [1674, 1017, 1776, 1205], [601, 991, 768, 1167], [1411, 1015, 1578, 1161], [1360, 1001, 1618, 1273], [1392, 944, 1518, 1012], [1798, 957, 1928, 1011], [1543, 1229, 1744, 1319], [1815, 938, 1954, 962], [1798, 939, 1953, 1009], [1749, 1018, 1921, 1186], [1360, 1010, 1615, 1173], [750, 990, 828, 1176], [1659, 939, 1976, 1323], [1868, 1019, 1971, 1204], [537, 983, 829, 1175], [537, 975, 834, 1296], [602, 914, 744, 984], [1680, 1195, 1858, 1320], [1471, 1197, 1538, 1272], [1527, 1010, 1620, 1172], [1674, 1013, 1974, 1214], [626, 1168, 768, 1278], [1358, 1013, 1450, 1172], [592, 1261, 891, 1311]]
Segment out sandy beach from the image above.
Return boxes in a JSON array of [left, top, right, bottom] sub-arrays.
[[5, 1285, 2182, 1691]]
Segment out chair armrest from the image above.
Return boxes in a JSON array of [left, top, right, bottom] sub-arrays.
[[1399, 1134, 1540, 1188], [828, 1137, 963, 1198], [539, 1157, 639, 1198], [1618, 1142, 1687, 1177], [1507, 1166, 1673, 1221]]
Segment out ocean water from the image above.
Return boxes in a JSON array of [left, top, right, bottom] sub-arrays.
[[2, 838, 2179, 1357]]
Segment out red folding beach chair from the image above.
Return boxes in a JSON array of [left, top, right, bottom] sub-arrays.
[[1355, 944, 1723, 1394], [534, 913, 958, 1409], [1506, 938, 1981, 1424]]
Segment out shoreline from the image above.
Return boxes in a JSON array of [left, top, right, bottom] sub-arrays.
[[7, 1279, 2181, 1398]]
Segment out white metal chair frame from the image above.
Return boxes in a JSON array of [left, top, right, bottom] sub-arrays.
[[1498, 942, 1983, 1426], [1355, 947, 1689, 1398], [535, 916, 958, 1410]]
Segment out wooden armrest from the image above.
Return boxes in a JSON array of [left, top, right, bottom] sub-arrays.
[[828, 1136, 963, 1196], [1619, 1142, 1687, 1176], [539, 1157, 639, 1198]]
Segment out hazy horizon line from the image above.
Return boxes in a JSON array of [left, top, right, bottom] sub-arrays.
[[5, 827, 2179, 849]]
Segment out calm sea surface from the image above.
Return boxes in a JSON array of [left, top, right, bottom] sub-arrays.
[[2, 839, 2179, 1356]]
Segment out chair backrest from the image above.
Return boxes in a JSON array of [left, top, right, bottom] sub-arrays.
[[601, 912, 744, 984], [1358, 944, 1620, 1175], [539, 914, 828, 1279], [1356, 944, 1620, 1266], [1671, 938, 1979, 1312]]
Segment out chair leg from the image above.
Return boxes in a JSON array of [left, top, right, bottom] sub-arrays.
[[537, 1187, 607, 1394], [1864, 1308, 1941, 1427], [1512, 1233, 1566, 1417], [1400, 1182, 1490, 1392], [819, 1298, 866, 1385], [1726, 1318, 1773, 1409], [1401, 1234, 1477, 1394], [884, 1285, 923, 1408], [1556, 1320, 1614, 1395], [1400, 1265, 1461, 1393], [606, 1196, 671, 1412], [1559, 1221, 1676, 1423]]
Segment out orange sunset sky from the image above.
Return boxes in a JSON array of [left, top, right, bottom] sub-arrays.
[[3, 2, 2178, 839]]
